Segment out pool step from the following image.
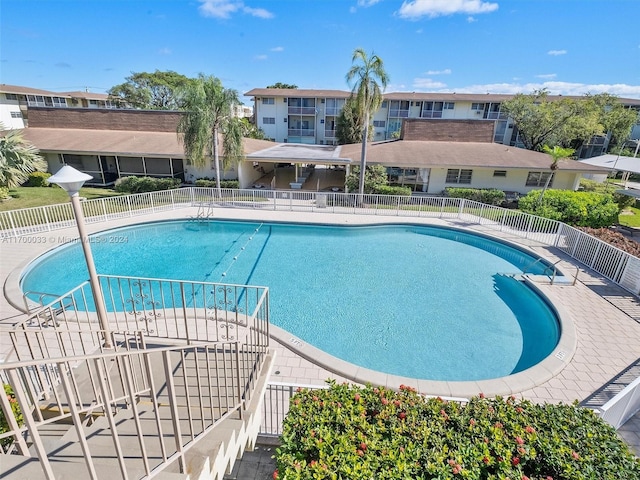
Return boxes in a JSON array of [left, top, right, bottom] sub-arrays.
[[500, 272, 574, 285]]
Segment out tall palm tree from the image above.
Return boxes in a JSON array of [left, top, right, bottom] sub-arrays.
[[177, 74, 244, 194], [345, 48, 389, 196], [0, 129, 46, 188], [537, 145, 575, 204]]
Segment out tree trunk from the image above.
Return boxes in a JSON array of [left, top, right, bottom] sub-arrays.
[[212, 126, 221, 197], [536, 164, 556, 205], [358, 111, 370, 197]]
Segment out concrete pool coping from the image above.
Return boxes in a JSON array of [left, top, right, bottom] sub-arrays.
[[4, 211, 578, 398]]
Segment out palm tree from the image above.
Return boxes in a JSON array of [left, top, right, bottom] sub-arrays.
[[345, 48, 389, 196], [0, 129, 46, 188], [537, 145, 575, 203], [177, 74, 244, 194]]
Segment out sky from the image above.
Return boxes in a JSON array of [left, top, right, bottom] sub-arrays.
[[1, 0, 639, 104]]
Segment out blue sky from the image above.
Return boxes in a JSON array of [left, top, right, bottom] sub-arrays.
[[2, 0, 639, 103]]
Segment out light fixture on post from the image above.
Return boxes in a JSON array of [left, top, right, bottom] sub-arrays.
[[47, 165, 112, 348]]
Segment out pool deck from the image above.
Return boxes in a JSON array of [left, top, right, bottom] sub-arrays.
[[1, 206, 640, 452]]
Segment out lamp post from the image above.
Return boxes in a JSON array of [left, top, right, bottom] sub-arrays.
[[48, 166, 112, 348]]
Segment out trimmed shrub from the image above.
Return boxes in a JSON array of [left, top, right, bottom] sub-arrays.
[[579, 178, 636, 211], [445, 187, 506, 206], [0, 187, 9, 200], [194, 179, 240, 189], [373, 185, 412, 196], [114, 176, 181, 194], [275, 382, 640, 480], [518, 189, 619, 228], [24, 171, 52, 187]]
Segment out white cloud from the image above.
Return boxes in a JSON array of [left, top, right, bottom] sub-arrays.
[[536, 73, 556, 79], [397, 0, 499, 19], [358, 0, 382, 6], [412, 78, 447, 89], [243, 6, 274, 18], [158, 48, 172, 55], [254, 54, 268, 61], [425, 68, 451, 75], [198, 0, 273, 19], [467, 16, 477, 22], [446, 81, 640, 99], [547, 49, 567, 56], [271, 46, 284, 52]]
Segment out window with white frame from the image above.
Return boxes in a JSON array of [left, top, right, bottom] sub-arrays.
[[373, 120, 386, 128], [262, 117, 276, 124], [471, 103, 485, 111], [27, 95, 46, 107], [525, 171, 553, 187], [52, 97, 68, 107], [444, 102, 455, 109], [446, 169, 472, 184], [262, 97, 275, 105], [5, 93, 17, 100], [10, 111, 22, 118], [493, 170, 507, 177]]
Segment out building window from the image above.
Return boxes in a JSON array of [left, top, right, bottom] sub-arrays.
[[5, 93, 17, 100], [262, 98, 275, 105], [373, 120, 386, 128], [525, 171, 553, 187], [10, 111, 22, 118], [446, 169, 473, 184], [52, 97, 68, 107], [444, 102, 455, 109], [471, 103, 485, 111], [262, 117, 275, 124], [27, 95, 46, 107], [493, 170, 507, 177]]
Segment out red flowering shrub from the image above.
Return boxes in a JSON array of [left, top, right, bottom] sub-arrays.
[[275, 381, 639, 479]]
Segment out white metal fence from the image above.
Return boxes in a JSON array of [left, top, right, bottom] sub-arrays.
[[2, 187, 639, 296], [599, 376, 640, 429]]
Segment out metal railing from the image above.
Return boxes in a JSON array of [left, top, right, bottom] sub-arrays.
[[598, 376, 640, 429], [1, 274, 270, 478], [2, 188, 640, 297]]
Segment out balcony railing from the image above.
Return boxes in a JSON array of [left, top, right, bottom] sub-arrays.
[[324, 129, 336, 138], [288, 107, 316, 115], [420, 111, 443, 118], [287, 128, 315, 137]]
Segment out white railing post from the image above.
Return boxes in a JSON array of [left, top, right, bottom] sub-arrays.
[[8, 210, 18, 237], [458, 198, 465, 217], [42, 206, 51, 231], [149, 192, 155, 212], [127, 196, 133, 217], [101, 197, 107, 221]]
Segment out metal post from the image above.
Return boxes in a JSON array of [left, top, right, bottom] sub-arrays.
[[69, 194, 112, 348]]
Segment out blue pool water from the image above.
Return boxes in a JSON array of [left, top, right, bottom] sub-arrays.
[[21, 220, 560, 381]]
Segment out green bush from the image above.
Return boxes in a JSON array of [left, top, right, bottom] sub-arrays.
[[114, 176, 181, 194], [24, 171, 52, 187], [445, 187, 506, 206], [194, 179, 240, 189], [275, 382, 639, 480], [373, 185, 412, 196], [518, 190, 619, 228], [1, 384, 24, 448], [0, 187, 9, 200], [579, 178, 636, 211]]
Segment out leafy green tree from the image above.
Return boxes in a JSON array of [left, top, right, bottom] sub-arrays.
[[0, 129, 47, 188], [345, 165, 388, 193], [177, 74, 244, 193], [501, 89, 637, 153], [346, 48, 389, 196], [336, 97, 371, 145], [239, 118, 267, 140], [266, 82, 298, 89], [108, 70, 193, 109]]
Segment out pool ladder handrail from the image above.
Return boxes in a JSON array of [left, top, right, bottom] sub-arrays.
[[521, 258, 579, 286]]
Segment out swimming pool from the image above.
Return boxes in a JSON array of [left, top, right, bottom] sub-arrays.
[[21, 220, 560, 381]]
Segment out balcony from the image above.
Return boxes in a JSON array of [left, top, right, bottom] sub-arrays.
[[324, 129, 336, 138], [288, 106, 316, 115], [421, 111, 443, 118], [288, 128, 315, 137], [485, 111, 507, 120], [388, 109, 409, 118]]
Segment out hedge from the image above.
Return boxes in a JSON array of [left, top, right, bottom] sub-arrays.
[[114, 176, 181, 194], [275, 382, 640, 480], [194, 179, 240, 189], [24, 171, 52, 187], [445, 187, 506, 206], [518, 190, 619, 228]]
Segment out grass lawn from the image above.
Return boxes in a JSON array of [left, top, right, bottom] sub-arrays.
[[0, 186, 123, 212], [618, 206, 640, 228]]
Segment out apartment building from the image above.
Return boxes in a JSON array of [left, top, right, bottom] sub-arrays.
[[244, 88, 640, 158], [0, 84, 120, 129]]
